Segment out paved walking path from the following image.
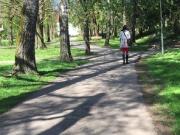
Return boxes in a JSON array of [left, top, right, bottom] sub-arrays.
[[0, 44, 157, 135]]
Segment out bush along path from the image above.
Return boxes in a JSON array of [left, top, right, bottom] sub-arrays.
[[0, 44, 157, 135]]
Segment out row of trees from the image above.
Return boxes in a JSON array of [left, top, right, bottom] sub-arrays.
[[0, 0, 56, 47], [0, 0, 180, 74], [0, 0, 71, 74], [69, 0, 180, 45]]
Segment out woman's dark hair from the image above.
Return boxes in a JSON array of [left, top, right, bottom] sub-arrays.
[[122, 25, 128, 31]]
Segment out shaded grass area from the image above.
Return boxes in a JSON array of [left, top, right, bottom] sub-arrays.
[[90, 35, 156, 51], [131, 34, 157, 51], [0, 45, 87, 114], [137, 49, 180, 134]]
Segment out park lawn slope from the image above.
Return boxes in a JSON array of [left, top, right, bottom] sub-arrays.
[[0, 47, 87, 114], [90, 35, 154, 51], [139, 49, 180, 134]]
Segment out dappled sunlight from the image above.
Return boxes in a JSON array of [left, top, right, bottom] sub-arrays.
[[141, 49, 180, 134], [0, 47, 156, 135]]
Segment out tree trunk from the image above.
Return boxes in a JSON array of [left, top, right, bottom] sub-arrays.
[[93, 13, 99, 37], [59, 0, 73, 61], [13, 0, 39, 74], [8, 0, 14, 46], [47, 23, 51, 42], [37, 0, 46, 49], [104, 13, 111, 46], [83, 17, 91, 55], [174, 14, 180, 34], [122, 0, 126, 25], [113, 25, 118, 37], [9, 17, 14, 46], [104, 0, 111, 46], [131, 0, 138, 43]]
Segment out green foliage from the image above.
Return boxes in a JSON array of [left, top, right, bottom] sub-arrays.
[[145, 49, 180, 134]]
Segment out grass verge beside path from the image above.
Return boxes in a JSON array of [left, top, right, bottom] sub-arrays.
[[136, 49, 180, 135], [0, 43, 85, 62], [90, 35, 155, 51], [0, 46, 87, 114]]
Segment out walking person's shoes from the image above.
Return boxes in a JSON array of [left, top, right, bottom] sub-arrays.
[[126, 54, 129, 64], [122, 54, 126, 64]]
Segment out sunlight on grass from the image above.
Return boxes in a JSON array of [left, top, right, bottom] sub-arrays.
[[0, 39, 10, 46], [90, 35, 156, 51], [145, 49, 180, 134], [71, 35, 83, 41], [136, 34, 156, 45], [0, 44, 87, 114], [0, 42, 85, 62]]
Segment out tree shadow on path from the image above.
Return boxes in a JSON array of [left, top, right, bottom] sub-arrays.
[[38, 93, 106, 135]]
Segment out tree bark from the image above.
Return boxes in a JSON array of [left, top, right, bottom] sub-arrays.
[[83, 17, 91, 55], [59, 0, 73, 61], [37, 0, 46, 49], [47, 23, 51, 42], [8, 0, 14, 46], [122, 0, 126, 25], [9, 17, 14, 46], [104, 12, 111, 46], [131, 0, 138, 43], [13, 0, 39, 74], [92, 13, 99, 37]]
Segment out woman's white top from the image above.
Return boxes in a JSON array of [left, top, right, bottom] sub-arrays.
[[119, 30, 131, 48]]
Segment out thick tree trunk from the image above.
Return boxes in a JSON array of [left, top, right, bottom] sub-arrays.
[[13, 0, 39, 74], [59, 0, 73, 61], [83, 17, 91, 55], [131, 0, 138, 43]]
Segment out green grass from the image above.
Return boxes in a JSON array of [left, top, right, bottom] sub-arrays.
[[90, 35, 156, 51], [71, 35, 83, 41], [130, 34, 157, 51], [0, 39, 10, 46], [0, 42, 85, 62], [0, 43, 87, 114], [91, 37, 121, 49], [0, 47, 16, 61], [144, 49, 180, 134]]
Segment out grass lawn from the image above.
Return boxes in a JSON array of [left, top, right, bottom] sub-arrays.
[[0, 39, 10, 46], [0, 42, 85, 62], [138, 49, 180, 134], [0, 42, 87, 114]]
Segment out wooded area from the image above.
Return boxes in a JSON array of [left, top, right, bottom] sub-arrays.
[[0, 0, 179, 73]]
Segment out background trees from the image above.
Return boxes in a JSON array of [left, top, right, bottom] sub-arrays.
[[0, 0, 179, 74]]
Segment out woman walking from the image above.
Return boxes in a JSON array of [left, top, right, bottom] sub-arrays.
[[120, 25, 131, 64]]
